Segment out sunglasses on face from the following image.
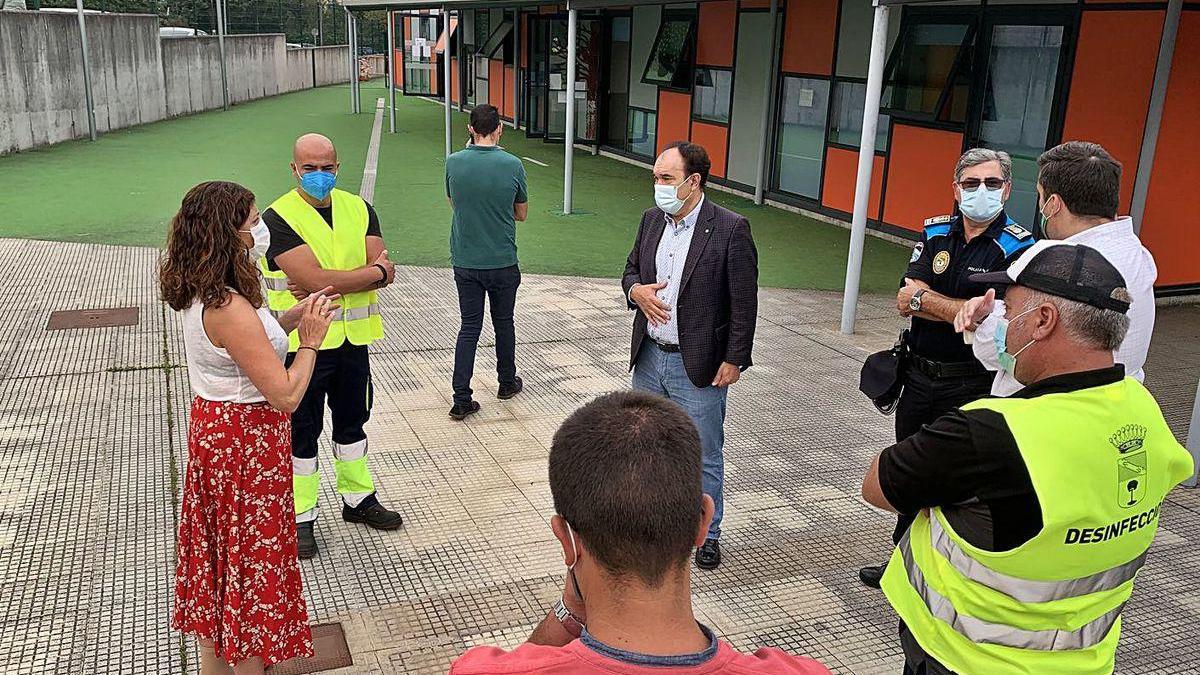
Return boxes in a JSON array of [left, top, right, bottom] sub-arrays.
[[958, 177, 1008, 191]]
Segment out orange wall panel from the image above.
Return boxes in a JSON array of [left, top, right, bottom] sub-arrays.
[[1062, 10, 1163, 213], [882, 125, 963, 233], [780, 0, 837, 76], [504, 66, 515, 119], [822, 147, 883, 219], [1140, 11, 1200, 287], [690, 122, 729, 178], [656, 90, 692, 156], [489, 59, 505, 110], [393, 50, 404, 87], [446, 57, 456, 102], [697, 1, 736, 67], [403, 16, 411, 42]]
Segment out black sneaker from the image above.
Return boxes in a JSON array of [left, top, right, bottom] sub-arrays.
[[449, 400, 480, 420], [342, 501, 404, 531], [858, 564, 886, 589], [296, 521, 318, 559], [696, 539, 721, 570], [497, 376, 524, 400]]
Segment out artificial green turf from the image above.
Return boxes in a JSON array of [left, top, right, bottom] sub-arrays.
[[0, 80, 909, 292]]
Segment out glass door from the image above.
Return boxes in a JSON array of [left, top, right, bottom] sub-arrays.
[[526, 16, 549, 137], [602, 15, 632, 149], [968, 9, 1075, 224]]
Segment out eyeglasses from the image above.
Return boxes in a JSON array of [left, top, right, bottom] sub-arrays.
[[958, 177, 1008, 191]]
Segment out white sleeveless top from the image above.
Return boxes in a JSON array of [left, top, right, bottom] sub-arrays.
[[181, 296, 289, 403]]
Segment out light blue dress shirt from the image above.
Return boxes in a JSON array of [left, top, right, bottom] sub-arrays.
[[647, 196, 704, 346]]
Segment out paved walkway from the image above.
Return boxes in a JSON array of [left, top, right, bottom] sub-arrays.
[[0, 239, 1197, 674]]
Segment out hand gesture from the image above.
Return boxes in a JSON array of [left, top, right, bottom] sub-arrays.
[[954, 288, 996, 333], [631, 281, 671, 326], [287, 281, 309, 302], [372, 249, 396, 287], [297, 292, 338, 349], [712, 362, 741, 388]]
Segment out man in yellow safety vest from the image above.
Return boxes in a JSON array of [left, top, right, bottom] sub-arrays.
[[861, 242, 1193, 675], [259, 133, 403, 559]]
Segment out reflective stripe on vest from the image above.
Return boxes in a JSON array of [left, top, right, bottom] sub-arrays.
[[897, 528, 1126, 651], [264, 276, 290, 292], [928, 517, 1146, 604]]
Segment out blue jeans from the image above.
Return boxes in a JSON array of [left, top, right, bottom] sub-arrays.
[[632, 339, 728, 540], [453, 265, 521, 405]]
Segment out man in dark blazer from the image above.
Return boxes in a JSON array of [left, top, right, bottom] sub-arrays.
[[622, 141, 759, 570]]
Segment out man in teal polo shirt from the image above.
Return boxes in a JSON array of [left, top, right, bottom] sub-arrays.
[[445, 104, 529, 420]]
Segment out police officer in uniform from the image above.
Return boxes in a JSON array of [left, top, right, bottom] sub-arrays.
[[260, 133, 404, 559], [861, 243, 1193, 675], [859, 148, 1033, 589]]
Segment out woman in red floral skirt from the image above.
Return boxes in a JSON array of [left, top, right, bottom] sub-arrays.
[[160, 181, 339, 675]]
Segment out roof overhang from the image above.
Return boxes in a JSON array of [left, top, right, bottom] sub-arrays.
[[339, 0, 743, 11]]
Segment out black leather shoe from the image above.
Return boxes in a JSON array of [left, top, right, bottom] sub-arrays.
[[859, 564, 886, 589], [497, 376, 524, 400], [696, 539, 721, 570], [449, 400, 480, 420], [296, 521, 318, 559], [343, 501, 404, 530]]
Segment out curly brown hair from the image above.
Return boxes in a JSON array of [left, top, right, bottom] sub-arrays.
[[159, 181, 263, 311]]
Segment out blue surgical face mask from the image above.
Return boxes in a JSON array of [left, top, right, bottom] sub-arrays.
[[958, 184, 1005, 223], [994, 305, 1039, 377], [298, 170, 337, 201]]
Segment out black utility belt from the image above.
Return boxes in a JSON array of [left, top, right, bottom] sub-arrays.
[[909, 354, 987, 380]]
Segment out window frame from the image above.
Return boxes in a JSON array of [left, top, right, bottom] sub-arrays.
[[639, 9, 698, 92], [879, 8, 979, 127], [691, 66, 734, 125], [826, 77, 891, 153], [627, 106, 658, 159]]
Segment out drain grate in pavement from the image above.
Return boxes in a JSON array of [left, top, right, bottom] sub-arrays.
[[46, 307, 140, 330], [266, 623, 353, 674]]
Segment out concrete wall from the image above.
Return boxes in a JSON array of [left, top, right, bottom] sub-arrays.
[[314, 45, 350, 87], [0, 12, 165, 154], [0, 11, 353, 155]]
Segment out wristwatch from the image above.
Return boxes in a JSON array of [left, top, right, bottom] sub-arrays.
[[909, 288, 926, 313], [553, 597, 585, 639]]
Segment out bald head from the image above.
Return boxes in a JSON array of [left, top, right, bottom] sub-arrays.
[[293, 133, 338, 167]]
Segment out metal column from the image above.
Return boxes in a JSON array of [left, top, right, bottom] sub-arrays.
[[1130, 0, 1182, 234], [753, 0, 781, 205], [443, 6, 453, 157], [387, 10, 396, 133], [352, 14, 362, 113], [74, 0, 97, 140], [346, 9, 355, 113], [1186, 379, 1200, 488], [839, 4, 891, 335], [563, 7, 578, 215], [214, 0, 229, 111], [512, 7, 520, 129]]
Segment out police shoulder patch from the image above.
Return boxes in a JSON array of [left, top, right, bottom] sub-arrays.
[[924, 215, 953, 227], [910, 241, 924, 263], [1004, 223, 1032, 240]]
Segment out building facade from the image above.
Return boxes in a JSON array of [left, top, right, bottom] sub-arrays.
[[393, 1, 1198, 292]]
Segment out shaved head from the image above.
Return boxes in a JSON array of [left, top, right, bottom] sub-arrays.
[[293, 133, 337, 165]]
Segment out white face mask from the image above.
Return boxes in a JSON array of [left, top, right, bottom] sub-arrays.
[[654, 175, 696, 216], [248, 219, 271, 259]]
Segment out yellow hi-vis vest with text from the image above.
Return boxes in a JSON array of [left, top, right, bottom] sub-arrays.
[[881, 376, 1193, 675], [258, 188, 384, 352]]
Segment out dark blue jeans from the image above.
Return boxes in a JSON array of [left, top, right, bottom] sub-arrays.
[[452, 265, 521, 405]]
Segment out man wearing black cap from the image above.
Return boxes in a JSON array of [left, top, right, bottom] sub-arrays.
[[860, 244, 1193, 675]]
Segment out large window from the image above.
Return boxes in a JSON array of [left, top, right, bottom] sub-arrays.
[[775, 77, 830, 200], [692, 68, 732, 124], [402, 14, 441, 96], [828, 81, 890, 151], [641, 12, 696, 90], [481, 19, 514, 65], [883, 19, 976, 123], [977, 23, 1067, 223], [629, 109, 657, 158]]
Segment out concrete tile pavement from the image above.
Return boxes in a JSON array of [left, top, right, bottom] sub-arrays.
[[0, 239, 1195, 674]]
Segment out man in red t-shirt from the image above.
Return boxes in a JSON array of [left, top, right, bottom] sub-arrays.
[[451, 391, 830, 675]]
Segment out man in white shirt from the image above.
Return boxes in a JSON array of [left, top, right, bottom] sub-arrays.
[[956, 142, 1156, 396]]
